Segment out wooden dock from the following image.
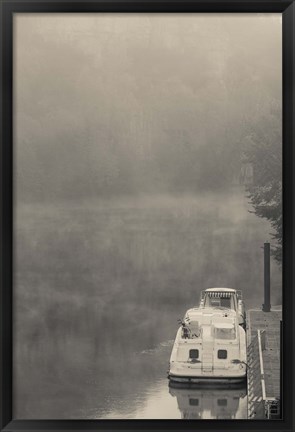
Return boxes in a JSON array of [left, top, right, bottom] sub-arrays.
[[246, 308, 282, 419]]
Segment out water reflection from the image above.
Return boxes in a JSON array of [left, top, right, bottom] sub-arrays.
[[169, 384, 247, 419], [93, 343, 247, 420], [99, 379, 248, 420]]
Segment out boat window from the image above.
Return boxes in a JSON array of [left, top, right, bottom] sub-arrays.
[[189, 398, 199, 406], [217, 349, 227, 359], [189, 349, 199, 359], [215, 327, 236, 340], [204, 293, 235, 309], [220, 298, 231, 308], [217, 399, 227, 407], [208, 298, 222, 307]]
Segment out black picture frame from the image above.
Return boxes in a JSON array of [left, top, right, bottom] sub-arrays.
[[1, 1, 294, 431]]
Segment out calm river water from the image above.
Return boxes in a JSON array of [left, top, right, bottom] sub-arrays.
[[88, 341, 248, 420], [13, 190, 278, 418]]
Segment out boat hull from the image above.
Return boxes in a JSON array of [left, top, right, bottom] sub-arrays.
[[169, 374, 246, 385]]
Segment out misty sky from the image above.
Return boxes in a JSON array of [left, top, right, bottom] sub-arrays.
[[14, 13, 282, 201]]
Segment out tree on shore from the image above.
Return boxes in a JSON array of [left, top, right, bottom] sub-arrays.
[[242, 104, 282, 264]]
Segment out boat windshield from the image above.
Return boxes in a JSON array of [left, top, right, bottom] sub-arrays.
[[214, 326, 236, 340], [204, 294, 235, 309]]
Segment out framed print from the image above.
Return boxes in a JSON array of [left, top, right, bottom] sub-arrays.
[[1, 1, 294, 432]]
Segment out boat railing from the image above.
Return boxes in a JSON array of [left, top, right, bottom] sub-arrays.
[[200, 290, 243, 299]]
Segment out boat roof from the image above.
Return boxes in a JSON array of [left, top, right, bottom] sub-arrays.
[[214, 322, 235, 329], [185, 307, 237, 324], [205, 287, 236, 293]]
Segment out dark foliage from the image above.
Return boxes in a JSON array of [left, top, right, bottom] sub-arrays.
[[243, 104, 282, 264]]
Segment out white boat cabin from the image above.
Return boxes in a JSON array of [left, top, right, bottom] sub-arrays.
[[199, 288, 246, 327]]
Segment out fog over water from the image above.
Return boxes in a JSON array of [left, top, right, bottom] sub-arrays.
[[13, 14, 281, 418], [13, 190, 280, 418]]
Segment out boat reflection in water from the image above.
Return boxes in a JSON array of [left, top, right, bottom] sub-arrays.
[[169, 383, 247, 419]]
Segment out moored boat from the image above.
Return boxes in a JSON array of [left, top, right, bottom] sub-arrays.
[[168, 288, 247, 384]]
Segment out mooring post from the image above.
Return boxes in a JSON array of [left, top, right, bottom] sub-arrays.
[[262, 242, 271, 312]]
